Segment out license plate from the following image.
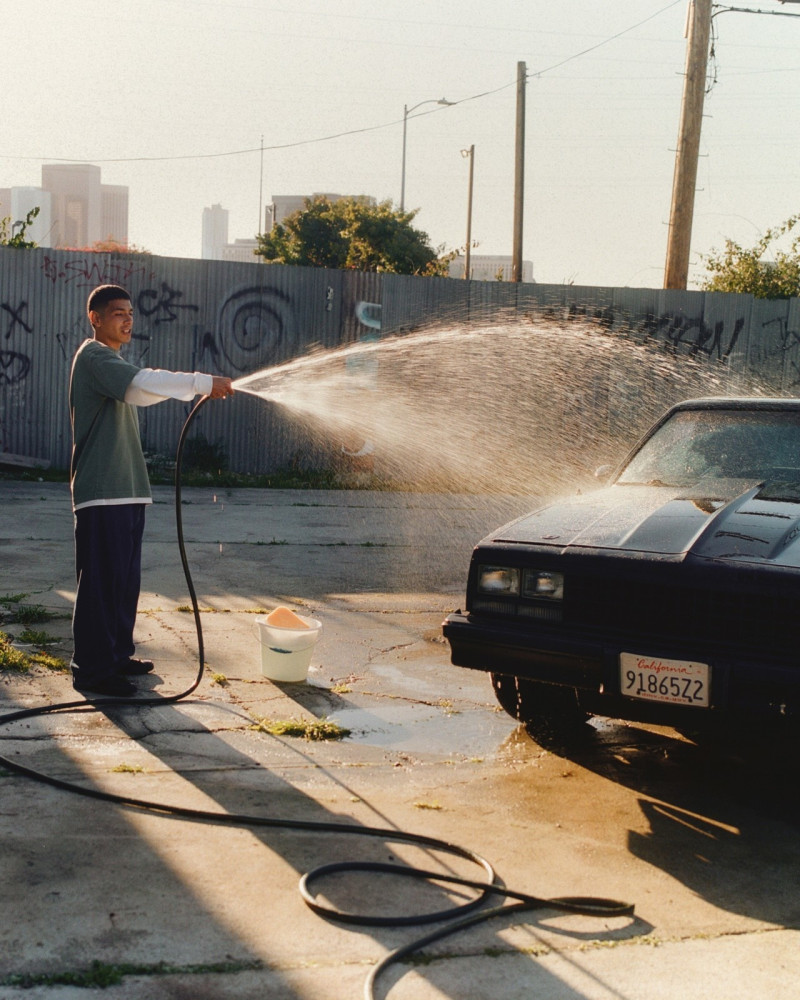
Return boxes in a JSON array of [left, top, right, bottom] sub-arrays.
[[619, 653, 710, 708]]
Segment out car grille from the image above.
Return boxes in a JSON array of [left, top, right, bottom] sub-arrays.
[[566, 575, 798, 655], [471, 573, 799, 657], [472, 598, 563, 622]]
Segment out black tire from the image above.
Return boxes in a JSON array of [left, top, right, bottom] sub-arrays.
[[491, 673, 589, 734]]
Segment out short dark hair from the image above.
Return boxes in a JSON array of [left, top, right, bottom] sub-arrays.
[[87, 284, 131, 316]]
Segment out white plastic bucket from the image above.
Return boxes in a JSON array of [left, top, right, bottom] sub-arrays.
[[255, 614, 322, 682]]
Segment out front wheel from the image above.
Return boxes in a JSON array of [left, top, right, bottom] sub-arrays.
[[491, 673, 589, 735]]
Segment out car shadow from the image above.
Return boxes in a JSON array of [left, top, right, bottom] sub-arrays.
[[516, 714, 800, 929]]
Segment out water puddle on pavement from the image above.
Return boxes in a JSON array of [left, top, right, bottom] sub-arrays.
[[329, 700, 516, 757], [310, 658, 517, 757]]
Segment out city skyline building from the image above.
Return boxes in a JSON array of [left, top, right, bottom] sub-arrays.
[[42, 163, 129, 247], [201, 203, 229, 260], [2, 173, 531, 281], [42, 163, 102, 248], [0, 164, 129, 248], [100, 184, 129, 247], [220, 238, 259, 263]]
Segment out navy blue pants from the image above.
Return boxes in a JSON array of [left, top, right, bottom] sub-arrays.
[[72, 504, 146, 683]]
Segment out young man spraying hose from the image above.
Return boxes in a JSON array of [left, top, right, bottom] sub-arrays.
[[69, 283, 234, 698]]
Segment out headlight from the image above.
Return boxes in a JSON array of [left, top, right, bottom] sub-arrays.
[[522, 570, 564, 600], [476, 566, 520, 595]]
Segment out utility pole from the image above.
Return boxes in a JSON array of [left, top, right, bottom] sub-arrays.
[[512, 61, 526, 283], [258, 134, 264, 236], [664, 0, 712, 289], [462, 145, 475, 279]]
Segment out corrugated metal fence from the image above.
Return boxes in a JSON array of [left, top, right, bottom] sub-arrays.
[[2, 246, 800, 473]]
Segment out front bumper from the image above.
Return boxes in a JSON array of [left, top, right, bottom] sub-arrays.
[[442, 610, 800, 724]]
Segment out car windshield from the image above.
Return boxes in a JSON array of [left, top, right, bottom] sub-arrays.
[[617, 408, 800, 487]]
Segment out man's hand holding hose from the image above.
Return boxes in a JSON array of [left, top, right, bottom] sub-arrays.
[[210, 376, 234, 399]]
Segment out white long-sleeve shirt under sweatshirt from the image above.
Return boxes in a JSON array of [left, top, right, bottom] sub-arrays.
[[123, 368, 214, 406]]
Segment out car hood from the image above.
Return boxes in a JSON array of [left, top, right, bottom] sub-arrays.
[[488, 481, 800, 565]]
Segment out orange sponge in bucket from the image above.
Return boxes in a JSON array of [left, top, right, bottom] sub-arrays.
[[266, 606, 311, 629], [255, 607, 322, 682]]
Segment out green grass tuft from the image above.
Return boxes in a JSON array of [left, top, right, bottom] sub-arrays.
[[30, 651, 69, 672], [0, 632, 30, 673], [4, 603, 53, 625], [0, 630, 67, 673], [0, 593, 27, 605], [18, 628, 59, 644], [3, 960, 125, 988], [250, 716, 351, 741], [1, 958, 264, 989]]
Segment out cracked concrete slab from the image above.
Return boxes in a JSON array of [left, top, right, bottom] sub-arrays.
[[2, 481, 800, 999]]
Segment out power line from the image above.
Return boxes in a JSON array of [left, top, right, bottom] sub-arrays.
[[2, 1, 684, 166], [5, 86, 516, 166], [531, 0, 684, 77], [713, 3, 800, 15]]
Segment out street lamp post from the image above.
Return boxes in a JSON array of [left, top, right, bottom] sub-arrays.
[[461, 145, 475, 280], [400, 97, 453, 212]]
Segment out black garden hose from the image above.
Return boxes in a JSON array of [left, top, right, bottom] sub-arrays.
[[0, 394, 635, 999]]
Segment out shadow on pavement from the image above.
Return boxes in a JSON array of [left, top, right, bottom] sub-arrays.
[[514, 716, 800, 930], [0, 685, 647, 999]]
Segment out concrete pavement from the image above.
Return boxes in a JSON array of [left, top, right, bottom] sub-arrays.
[[1, 481, 799, 1000]]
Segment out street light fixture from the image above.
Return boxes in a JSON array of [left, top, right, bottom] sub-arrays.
[[400, 97, 453, 212]]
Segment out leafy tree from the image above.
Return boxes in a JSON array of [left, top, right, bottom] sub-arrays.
[[255, 196, 449, 275], [0, 206, 40, 248], [700, 214, 800, 299]]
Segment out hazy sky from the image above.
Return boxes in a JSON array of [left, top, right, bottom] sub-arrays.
[[2, 0, 798, 288]]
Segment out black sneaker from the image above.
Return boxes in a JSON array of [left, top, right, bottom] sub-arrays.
[[73, 675, 137, 698], [117, 658, 155, 675]]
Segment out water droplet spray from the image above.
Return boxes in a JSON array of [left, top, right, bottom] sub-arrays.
[[233, 314, 776, 500]]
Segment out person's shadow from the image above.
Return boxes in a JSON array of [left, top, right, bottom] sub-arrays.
[[79, 680, 649, 1000]]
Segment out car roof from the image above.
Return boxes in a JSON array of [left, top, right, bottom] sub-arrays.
[[669, 397, 800, 412]]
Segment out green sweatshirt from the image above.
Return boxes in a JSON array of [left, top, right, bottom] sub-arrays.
[[69, 339, 151, 511]]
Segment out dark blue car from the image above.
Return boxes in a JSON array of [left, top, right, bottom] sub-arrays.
[[443, 398, 800, 735]]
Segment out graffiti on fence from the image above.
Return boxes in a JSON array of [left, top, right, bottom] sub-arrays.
[[0, 350, 30, 386], [638, 312, 746, 361], [762, 315, 800, 387], [1, 300, 33, 385], [55, 321, 85, 364], [562, 301, 747, 362], [41, 254, 155, 288], [196, 328, 222, 367], [2, 300, 33, 340], [216, 285, 293, 373], [138, 281, 200, 325], [566, 302, 615, 329]]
